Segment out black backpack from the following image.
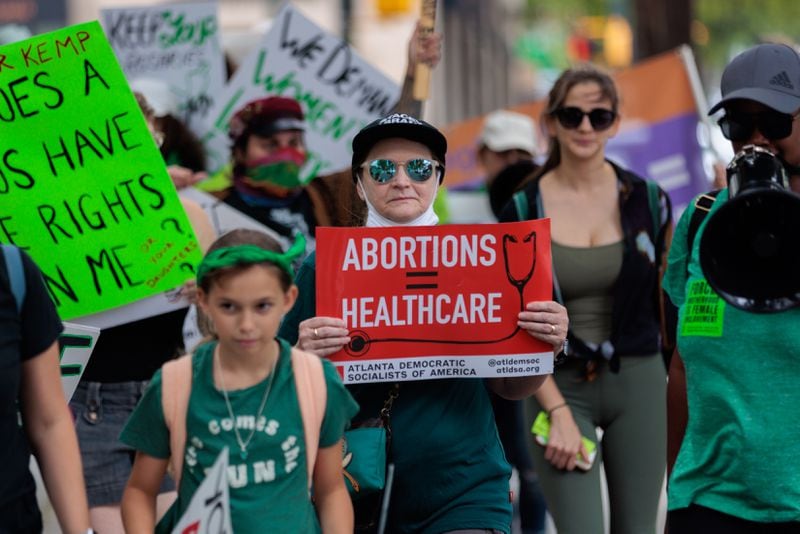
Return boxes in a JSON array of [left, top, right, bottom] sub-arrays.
[[1, 244, 26, 313]]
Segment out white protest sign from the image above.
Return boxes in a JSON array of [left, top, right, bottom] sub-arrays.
[[172, 447, 233, 534], [101, 1, 226, 135], [59, 322, 100, 401], [75, 289, 189, 330], [181, 304, 203, 354], [179, 187, 284, 243], [200, 3, 400, 179]]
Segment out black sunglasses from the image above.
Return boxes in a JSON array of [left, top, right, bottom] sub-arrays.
[[717, 110, 799, 142], [361, 158, 440, 183], [552, 107, 617, 131]]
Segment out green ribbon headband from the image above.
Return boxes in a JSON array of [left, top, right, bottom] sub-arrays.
[[196, 233, 306, 285]]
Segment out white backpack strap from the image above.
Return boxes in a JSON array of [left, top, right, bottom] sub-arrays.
[[291, 348, 328, 491], [161, 354, 193, 487]]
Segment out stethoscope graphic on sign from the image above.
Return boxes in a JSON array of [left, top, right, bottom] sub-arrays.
[[345, 231, 537, 356]]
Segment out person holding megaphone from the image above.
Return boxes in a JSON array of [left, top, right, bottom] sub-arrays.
[[665, 43, 800, 533]]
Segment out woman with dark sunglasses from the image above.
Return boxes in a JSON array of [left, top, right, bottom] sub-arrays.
[[279, 113, 568, 533], [499, 64, 673, 534]]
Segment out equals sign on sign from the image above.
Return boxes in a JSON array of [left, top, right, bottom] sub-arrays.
[[406, 271, 438, 290]]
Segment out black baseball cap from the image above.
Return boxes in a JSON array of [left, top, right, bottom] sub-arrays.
[[709, 43, 800, 115], [351, 113, 448, 180]]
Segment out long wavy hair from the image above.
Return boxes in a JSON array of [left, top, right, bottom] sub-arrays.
[[532, 64, 620, 182]]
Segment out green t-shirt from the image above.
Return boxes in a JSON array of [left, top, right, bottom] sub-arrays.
[[280, 253, 513, 534], [120, 339, 359, 532], [663, 189, 800, 522]]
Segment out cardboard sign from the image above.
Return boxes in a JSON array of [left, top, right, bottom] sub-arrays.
[[443, 48, 709, 213], [200, 3, 400, 180], [0, 22, 203, 320], [59, 322, 100, 401], [172, 447, 233, 534], [101, 1, 226, 135], [316, 221, 554, 384]]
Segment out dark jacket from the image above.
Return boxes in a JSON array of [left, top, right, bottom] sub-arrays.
[[499, 161, 673, 371]]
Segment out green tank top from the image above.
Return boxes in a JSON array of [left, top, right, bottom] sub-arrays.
[[552, 240, 623, 345]]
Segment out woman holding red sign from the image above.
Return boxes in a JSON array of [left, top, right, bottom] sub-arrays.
[[279, 113, 568, 534], [499, 65, 673, 533]]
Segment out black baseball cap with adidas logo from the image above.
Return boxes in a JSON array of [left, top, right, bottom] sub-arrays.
[[709, 43, 800, 115]]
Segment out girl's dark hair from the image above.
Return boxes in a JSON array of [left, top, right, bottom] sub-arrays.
[[199, 229, 293, 292], [531, 64, 620, 182]]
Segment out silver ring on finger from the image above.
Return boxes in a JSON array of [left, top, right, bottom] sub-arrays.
[[313, 328, 319, 339], [549, 323, 556, 335]]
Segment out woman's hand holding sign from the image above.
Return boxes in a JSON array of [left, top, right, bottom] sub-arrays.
[[297, 316, 351, 357], [488, 300, 568, 400], [518, 300, 568, 354]]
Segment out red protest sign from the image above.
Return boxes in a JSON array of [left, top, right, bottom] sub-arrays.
[[316, 221, 554, 384]]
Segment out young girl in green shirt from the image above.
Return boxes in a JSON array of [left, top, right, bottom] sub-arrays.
[[120, 229, 358, 533]]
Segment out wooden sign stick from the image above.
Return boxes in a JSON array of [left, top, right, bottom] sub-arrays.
[[412, 0, 437, 101]]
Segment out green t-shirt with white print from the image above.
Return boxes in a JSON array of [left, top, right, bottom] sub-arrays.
[[121, 338, 359, 533]]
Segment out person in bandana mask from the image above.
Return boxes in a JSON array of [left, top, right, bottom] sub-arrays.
[[217, 96, 320, 248], [202, 21, 445, 246]]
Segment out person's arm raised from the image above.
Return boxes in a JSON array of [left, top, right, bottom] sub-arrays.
[[392, 20, 442, 116]]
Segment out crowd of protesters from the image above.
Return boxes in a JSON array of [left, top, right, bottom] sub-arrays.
[[1, 8, 799, 534]]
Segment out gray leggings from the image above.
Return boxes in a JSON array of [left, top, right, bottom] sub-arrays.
[[525, 355, 666, 534]]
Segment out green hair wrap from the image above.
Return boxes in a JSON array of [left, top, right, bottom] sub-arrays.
[[196, 233, 306, 285]]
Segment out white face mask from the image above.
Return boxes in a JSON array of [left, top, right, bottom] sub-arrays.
[[357, 179, 439, 227]]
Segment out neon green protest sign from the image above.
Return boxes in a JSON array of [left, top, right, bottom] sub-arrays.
[[0, 21, 203, 320]]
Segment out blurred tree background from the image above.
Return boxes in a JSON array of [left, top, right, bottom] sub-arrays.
[[516, 0, 800, 83], [433, 0, 800, 126], [695, 0, 800, 63]]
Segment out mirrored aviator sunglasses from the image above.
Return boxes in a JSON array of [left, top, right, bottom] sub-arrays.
[[717, 110, 798, 142], [363, 158, 439, 183], [553, 107, 617, 131]]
